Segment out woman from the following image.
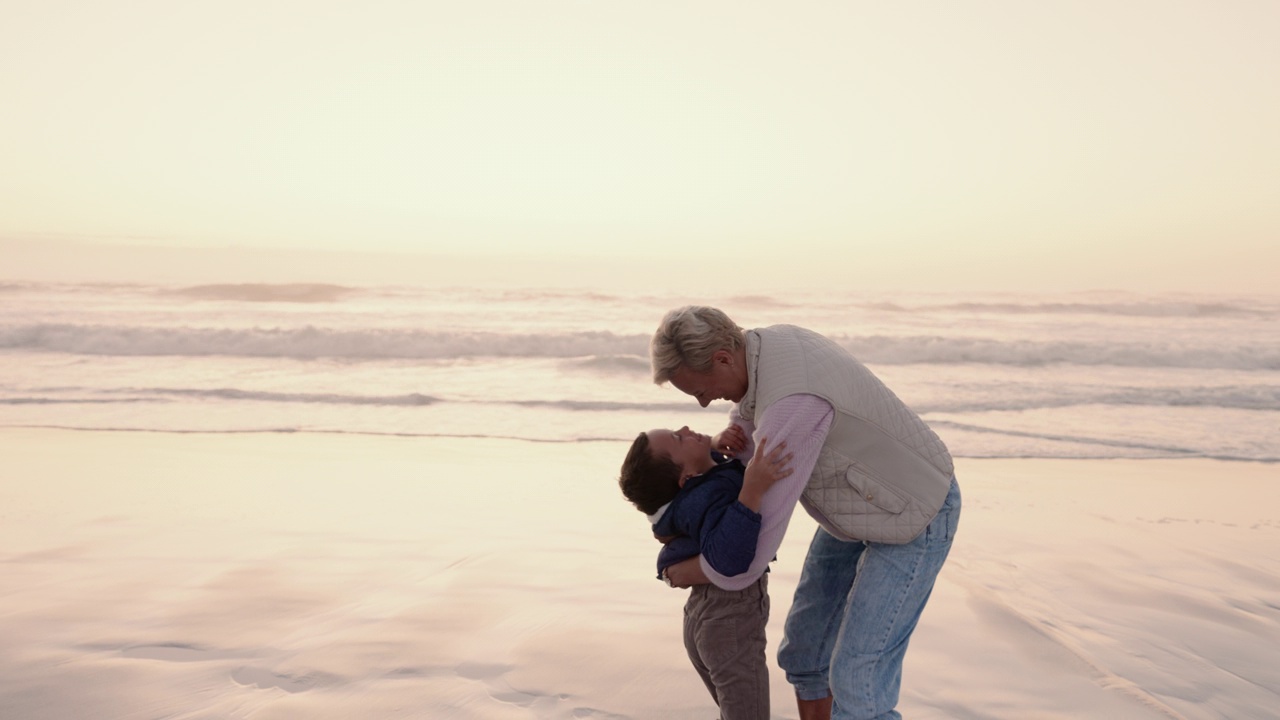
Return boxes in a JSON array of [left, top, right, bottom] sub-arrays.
[[650, 305, 962, 720]]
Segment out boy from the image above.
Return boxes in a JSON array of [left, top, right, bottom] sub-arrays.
[[619, 426, 792, 720]]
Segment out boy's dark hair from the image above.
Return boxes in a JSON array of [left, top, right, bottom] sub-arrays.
[[619, 432, 683, 515]]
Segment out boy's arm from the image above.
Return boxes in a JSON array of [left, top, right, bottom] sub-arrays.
[[691, 491, 763, 577], [656, 536, 700, 580]]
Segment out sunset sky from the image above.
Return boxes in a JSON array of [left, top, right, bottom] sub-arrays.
[[3, 1, 1277, 292]]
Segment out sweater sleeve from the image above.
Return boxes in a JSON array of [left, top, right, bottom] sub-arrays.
[[698, 393, 833, 591]]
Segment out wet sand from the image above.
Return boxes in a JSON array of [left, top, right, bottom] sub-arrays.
[[2, 428, 1276, 719]]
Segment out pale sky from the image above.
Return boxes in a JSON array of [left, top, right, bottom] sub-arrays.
[[2, 1, 1278, 292]]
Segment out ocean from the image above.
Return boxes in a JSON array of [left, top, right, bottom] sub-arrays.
[[2, 281, 1277, 463]]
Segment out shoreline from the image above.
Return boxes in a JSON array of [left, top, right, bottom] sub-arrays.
[[2, 428, 1276, 719], [6, 423, 1278, 464]]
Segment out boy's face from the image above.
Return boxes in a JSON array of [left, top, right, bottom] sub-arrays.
[[646, 426, 713, 481]]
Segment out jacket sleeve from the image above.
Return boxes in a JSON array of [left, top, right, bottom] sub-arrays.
[[699, 393, 834, 591], [656, 536, 701, 579], [667, 479, 764, 577], [694, 493, 763, 577]]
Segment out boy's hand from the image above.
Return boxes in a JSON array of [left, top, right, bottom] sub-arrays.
[[713, 424, 748, 455], [654, 532, 678, 544], [739, 436, 793, 511]]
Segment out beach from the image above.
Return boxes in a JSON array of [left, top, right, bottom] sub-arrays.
[[3, 428, 1276, 719], [6, 0, 1280, 715]]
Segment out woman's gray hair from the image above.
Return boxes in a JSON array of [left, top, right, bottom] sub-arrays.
[[650, 306, 745, 384]]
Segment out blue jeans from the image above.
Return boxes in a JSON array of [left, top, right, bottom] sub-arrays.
[[778, 477, 961, 720]]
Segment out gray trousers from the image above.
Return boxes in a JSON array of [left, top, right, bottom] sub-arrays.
[[683, 573, 771, 720]]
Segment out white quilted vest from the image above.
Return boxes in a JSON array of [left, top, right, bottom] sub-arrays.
[[738, 325, 953, 543]]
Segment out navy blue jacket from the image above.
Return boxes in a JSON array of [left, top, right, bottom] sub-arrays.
[[652, 458, 763, 579]]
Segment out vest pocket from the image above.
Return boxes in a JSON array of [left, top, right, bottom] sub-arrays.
[[844, 461, 908, 514]]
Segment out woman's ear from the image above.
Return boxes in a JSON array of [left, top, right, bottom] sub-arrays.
[[678, 474, 691, 488]]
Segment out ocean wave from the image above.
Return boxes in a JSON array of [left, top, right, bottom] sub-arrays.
[[505, 399, 701, 412], [8, 383, 1275, 413], [11, 387, 702, 412], [495, 288, 627, 304], [1, 424, 621, 444], [862, 300, 1275, 318], [1, 324, 649, 360], [920, 386, 1280, 413], [564, 355, 653, 375], [98, 388, 443, 406], [0, 397, 149, 405], [928, 420, 1278, 463], [168, 283, 357, 303], [842, 336, 1280, 370], [3, 323, 1277, 370], [725, 295, 799, 308]]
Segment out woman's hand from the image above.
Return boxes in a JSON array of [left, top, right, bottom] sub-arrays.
[[713, 423, 749, 455], [738, 436, 793, 511]]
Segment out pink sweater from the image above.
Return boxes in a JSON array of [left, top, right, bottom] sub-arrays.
[[699, 393, 834, 591]]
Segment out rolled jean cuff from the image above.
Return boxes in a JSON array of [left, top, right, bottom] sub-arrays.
[[788, 676, 832, 701]]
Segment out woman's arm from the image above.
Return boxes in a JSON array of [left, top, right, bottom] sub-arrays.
[[693, 439, 794, 576], [697, 394, 833, 591]]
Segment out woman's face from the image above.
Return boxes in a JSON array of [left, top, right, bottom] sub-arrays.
[[646, 426, 714, 478], [668, 350, 748, 407]]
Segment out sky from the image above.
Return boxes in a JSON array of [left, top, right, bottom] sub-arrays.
[[2, 1, 1278, 293]]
